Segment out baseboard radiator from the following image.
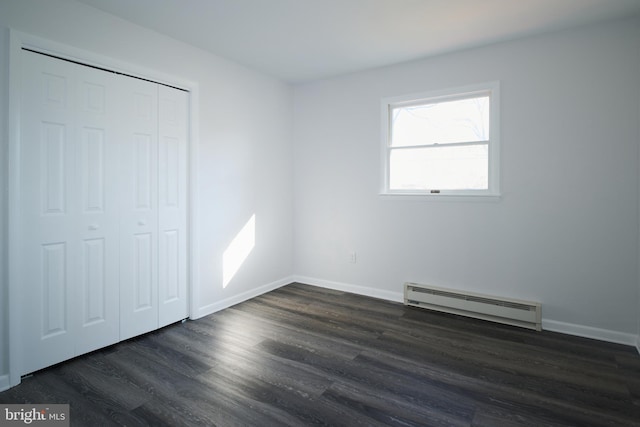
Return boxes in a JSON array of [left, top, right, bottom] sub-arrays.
[[404, 283, 542, 331]]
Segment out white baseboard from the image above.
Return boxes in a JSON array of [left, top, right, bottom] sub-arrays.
[[190, 274, 639, 352], [191, 276, 294, 320], [541, 319, 637, 347], [293, 275, 404, 303], [0, 374, 9, 392], [295, 276, 639, 349]]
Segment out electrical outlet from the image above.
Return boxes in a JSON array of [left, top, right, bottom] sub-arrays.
[[349, 251, 357, 263]]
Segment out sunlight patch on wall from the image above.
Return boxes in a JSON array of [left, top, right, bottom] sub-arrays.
[[223, 214, 255, 288]]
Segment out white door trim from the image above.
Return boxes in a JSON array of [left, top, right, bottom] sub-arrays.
[[7, 29, 200, 388]]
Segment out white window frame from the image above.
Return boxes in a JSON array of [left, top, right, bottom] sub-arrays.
[[381, 82, 500, 198]]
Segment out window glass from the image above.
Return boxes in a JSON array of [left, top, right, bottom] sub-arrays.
[[389, 145, 488, 190], [391, 96, 489, 147]]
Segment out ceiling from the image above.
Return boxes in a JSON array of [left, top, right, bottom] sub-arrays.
[[74, 0, 640, 83]]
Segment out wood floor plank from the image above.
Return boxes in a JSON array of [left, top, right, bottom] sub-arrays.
[[323, 381, 470, 427], [2, 282, 639, 426], [196, 365, 388, 427], [24, 365, 148, 426], [225, 306, 366, 359], [471, 404, 577, 427], [477, 366, 638, 416], [104, 346, 259, 426], [52, 352, 150, 411]]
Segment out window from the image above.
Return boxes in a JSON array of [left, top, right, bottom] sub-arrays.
[[381, 82, 500, 197]]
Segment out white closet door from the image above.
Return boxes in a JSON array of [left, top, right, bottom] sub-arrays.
[[158, 85, 189, 327], [20, 50, 120, 374], [19, 49, 190, 374], [119, 77, 160, 341], [74, 57, 121, 355]]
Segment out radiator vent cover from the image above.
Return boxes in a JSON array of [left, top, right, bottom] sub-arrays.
[[404, 283, 542, 331]]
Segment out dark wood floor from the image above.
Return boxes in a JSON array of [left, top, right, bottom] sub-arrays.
[[2, 283, 639, 426]]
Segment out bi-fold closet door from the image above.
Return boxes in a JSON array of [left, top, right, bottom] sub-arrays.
[[118, 75, 190, 341], [19, 49, 189, 375]]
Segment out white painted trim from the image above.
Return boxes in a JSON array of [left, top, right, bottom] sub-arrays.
[[378, 193, 501, 203], [293, 276, 404, 303], [0, 375, 9, 393], [8, 29, 24, 389], [542, 319, 637, 347], [637, 45, 640, 359], [191, 276, 294, 320], [7, 29, 201, 389], [187, 82, 201, 322], [380, 81, 501, 198]]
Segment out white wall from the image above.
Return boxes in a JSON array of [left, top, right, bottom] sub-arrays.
[[0, 0, 294, 386], [1, 2, 638, 390], [293, 16, 640, 343]]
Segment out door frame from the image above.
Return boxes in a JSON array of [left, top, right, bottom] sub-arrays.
[[7, 29, 200, 388]]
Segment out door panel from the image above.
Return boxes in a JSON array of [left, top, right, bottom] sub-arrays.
[[134, 133, 153, 210], [74, 60, 120, 356], [80, 127, 105, 213], [40, 122, 67, 214], [21, 52, 77, 374], [134, 232, 153, 310], [119, 78, 159, 341], [41, 242, 68, 337], [20, 50, 120, 373], [161, 136, 180, 207], [160, 229, 180, 302], [82, 238, 106, 325], [158, 86, 188, 327]]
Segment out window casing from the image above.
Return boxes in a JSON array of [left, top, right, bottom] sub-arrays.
[[381, 82, 500, 197]]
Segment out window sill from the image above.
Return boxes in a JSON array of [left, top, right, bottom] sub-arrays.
[[379, 192, 502, 202]]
